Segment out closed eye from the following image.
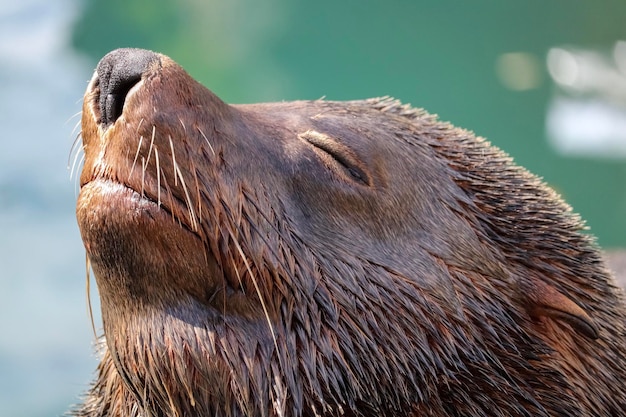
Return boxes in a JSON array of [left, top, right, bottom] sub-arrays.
[[298, 130, 372, 186]]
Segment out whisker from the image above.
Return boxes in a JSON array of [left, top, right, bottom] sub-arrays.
[[64, 110, 83, 127], [146, 125, 156, 164], [197, 127, 216, 156], [70, 117, 82, 137], [73, 153, 86, 198], [159, 169, 177, 225], [69, 120, 82, 152], [191, 160, 202, 224], [67, 130, 83, 171], [168, 135, 197, 229], [175, 162, 198, 231], [169, 136, 178, 187], [85, 253, 97, 339], [129, 118, 147, 179], [166, 177, 177, 226], [141, 156, 147, 197], [159, 168, 168, 211], [129, 137, 144, 179], [69, 136, 84, 181], [154, 147, 161, 207]]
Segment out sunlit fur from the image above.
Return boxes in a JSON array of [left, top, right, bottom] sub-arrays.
[[74, 51, 626, 417]]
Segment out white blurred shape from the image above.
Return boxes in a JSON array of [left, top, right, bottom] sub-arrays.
[[547, 48, 579, 87], [546, 43, 626, 158], [547, 98, 626, 157], [613, 40, 626, 75]]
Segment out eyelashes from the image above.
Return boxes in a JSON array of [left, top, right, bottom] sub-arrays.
[[298, 130, 372, 186]]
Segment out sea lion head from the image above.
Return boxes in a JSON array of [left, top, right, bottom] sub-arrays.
[[75, 48, 626, 417]]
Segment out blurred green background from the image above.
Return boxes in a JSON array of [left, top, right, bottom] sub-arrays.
[[1, 1, 625, 416], [72, 0, 626, 246]]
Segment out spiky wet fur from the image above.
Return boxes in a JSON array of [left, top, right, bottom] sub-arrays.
[[74, 95, 626, 417]]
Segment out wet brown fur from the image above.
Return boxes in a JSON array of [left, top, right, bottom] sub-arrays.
[[74, 50, 626, 417]]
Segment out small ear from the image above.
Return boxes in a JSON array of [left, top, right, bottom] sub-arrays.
[[523, 276, 599, 340]]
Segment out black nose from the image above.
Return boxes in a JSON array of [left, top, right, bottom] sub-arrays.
[[95, 48, 161, 126]]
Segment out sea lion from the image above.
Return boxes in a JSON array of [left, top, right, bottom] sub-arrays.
[[73, 48, 626, 417]]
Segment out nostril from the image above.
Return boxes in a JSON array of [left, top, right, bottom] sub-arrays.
[[95, 48, 161, 126]]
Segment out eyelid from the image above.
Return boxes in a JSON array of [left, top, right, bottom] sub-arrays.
[[298, 130, 372, 186]]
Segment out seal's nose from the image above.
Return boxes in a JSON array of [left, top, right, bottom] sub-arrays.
[[95, 48, 160, 126]]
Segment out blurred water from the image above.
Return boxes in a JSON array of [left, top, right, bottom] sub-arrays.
[[0, 0, 101, 415]]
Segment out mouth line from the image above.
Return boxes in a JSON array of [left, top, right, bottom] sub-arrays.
[[83, 177, 202, 238]]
